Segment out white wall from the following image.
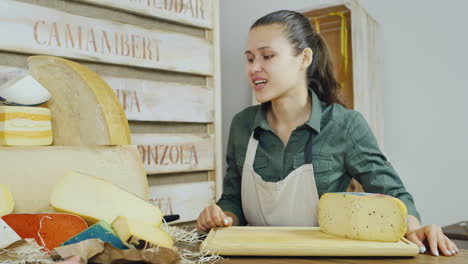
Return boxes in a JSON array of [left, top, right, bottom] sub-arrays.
[[219, 0, 468, 226]]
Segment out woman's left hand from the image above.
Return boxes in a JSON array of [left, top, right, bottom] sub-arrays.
[[405, 224, 459, 257]]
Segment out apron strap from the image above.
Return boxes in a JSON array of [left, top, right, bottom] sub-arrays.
[[245, 133, 259, 166]]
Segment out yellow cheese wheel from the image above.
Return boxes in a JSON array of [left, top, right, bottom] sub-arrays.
[[112, 216, 173, 249], [0, 145, 147, 213], [0, 106, 52, 146], [51, 172, 161, 226], [28, 55, 130, 146], [0, 184, 14, 216], [318, 192, 407, 242]]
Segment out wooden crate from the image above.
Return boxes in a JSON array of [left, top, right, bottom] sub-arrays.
[[0, 0, 222, 224]]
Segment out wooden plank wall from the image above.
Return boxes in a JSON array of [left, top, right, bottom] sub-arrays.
[[0, 0, 221, 224]]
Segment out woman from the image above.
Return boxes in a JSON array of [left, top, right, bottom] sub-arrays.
[[197, 10, 458, 257]]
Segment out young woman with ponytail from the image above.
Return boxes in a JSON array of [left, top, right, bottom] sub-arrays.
[[197, 10, 457, 257]]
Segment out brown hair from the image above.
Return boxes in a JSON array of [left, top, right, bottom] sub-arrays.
[[251, 10, 344, 106]]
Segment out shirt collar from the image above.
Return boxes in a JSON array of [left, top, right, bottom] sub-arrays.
[[252, 89, 323, 134]]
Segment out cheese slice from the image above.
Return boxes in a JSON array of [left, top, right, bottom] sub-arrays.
[[61, 220, 127, 250], [0, 106, 52, 146], [28, 55, 130, 146], [112, 216, 173, 249], [0, 75, 51, 106], [0, 184, 14, 216], [0, 145, 148, 213], [318, 192, 408, 242], [0, 218, 21, 249], [50, 172, 162, 226]]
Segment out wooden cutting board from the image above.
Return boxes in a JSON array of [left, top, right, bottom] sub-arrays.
[[200, 226, 419, 257]]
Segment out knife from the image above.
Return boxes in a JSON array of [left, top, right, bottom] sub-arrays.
[[163, 214, 180, 223]]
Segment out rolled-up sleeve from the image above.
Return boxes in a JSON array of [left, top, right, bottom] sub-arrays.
[[345, 112, 421, 222], [216, 116, 247, 225]]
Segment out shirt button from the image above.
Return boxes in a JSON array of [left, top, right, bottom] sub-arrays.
[[384, 161, 391, 166]]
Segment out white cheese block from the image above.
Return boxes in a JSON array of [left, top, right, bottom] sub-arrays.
[[0, 219, 21, 249], [50, 172, 162, 226], [0, 145, 148, 213], [0, 184, 14, 216], [0, 106, 52, 146], [318, 192, 408, 242], [112, 216, 173, 249], [0, 75, 51, 106], [28, 55, 131, 146]]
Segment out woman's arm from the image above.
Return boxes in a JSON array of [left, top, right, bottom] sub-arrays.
[[197, 115, 247, 232], [407, 214, 422, 232], [344, 112, 421, 221], [345, 112, 458, 256]]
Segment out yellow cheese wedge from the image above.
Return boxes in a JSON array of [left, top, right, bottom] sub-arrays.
[[0, 106, 52, 146], [28, 55, 131, 146], [318, 192, 408, 242], [0, 184, 14, 216], [50, 172, 161, 226], [0, 219, 21, 249], [0, 145, 147, 213], [112, 216, 173, 249]]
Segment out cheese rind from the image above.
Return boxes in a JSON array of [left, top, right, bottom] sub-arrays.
[[50, 172, 161, 226], [318, 192, 408, 242], [0, 106, 52, 146], [2, 213, 88, 251], [0, 75, 51, 106], [28, 55, 131, 146], [0, 184, 14, 216], [61, 220, 128, 250], [112, 216, 173, 249], [0, 145, 148, 213], [0, 218, 21, 249]]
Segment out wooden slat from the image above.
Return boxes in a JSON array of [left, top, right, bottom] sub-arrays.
[[205, 0, 222, 198], [74, 0, 213, 29], [0, 66, 214, 123], [104, 76, 214, 123], [0, 0, 212, 76], [149, 181, 214, 224], [131, 133, 214, 174]]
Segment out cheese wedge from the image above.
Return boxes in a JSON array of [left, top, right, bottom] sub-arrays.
[[0, 75, 51, 106], [0, 184, 14, 216], [0, 145, 148, 213], [0, 218, 21, 249], [28, 55, 130, 146], [112, 216, 173, 249], [2, 213, 88, 251], [318, 192, 408, 242], [0, 106, 52, 146], [62, 220, 127, 250], [50, 172, 162, 226]]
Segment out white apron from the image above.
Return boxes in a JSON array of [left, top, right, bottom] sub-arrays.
[[241, 132, 320, 226]]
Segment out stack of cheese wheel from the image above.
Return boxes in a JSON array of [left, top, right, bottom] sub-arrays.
[[0, 56, 173, 252], [0, 73, 53, 146]]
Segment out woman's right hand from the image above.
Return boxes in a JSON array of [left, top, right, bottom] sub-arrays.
[[197, 205, 233, 232]]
